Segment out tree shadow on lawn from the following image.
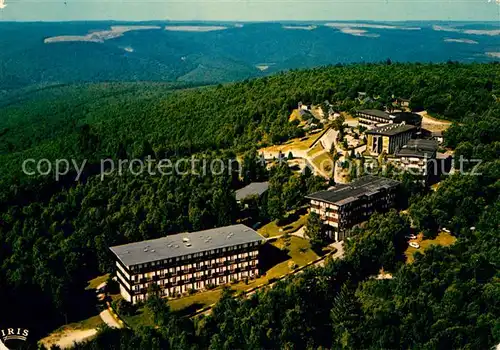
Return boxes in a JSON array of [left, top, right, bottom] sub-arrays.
[[259, 243, 290, 274], [172, 302, 205, 317], [277, 207, 308, 228]]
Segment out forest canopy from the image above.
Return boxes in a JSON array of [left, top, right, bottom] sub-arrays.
[[0, 62, 499, 348]]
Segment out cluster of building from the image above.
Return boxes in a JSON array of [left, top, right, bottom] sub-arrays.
[[356, 109, 450, 184], [108, 103, 452, 304], [110, 175, 404, 303]]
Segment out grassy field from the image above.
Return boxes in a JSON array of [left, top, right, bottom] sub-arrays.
[[260, 127, 326, 154], [288, 109, 302, 123], [121, 306, 155, 328], [273, 236, 319, 266], [306, 143, 324, 157], [56, 315, 104, 332], [258, 212, 308, 238], [311, 151, 334, 173], [262, 135, 315, 153], [86, 274, 109, 290], [405, 232, 457, 263]]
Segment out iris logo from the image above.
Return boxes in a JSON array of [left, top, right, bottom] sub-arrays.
[[0, 328, 29, 350]]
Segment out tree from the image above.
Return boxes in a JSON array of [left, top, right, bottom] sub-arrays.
[[241, 148, 267, 184], [305, 212, 327, 249], [146, 285, 170, 326], [282, 176, 303, 211], [331, 114, 345, 132], [267, 191, 285, 222], [330, 284, 362, 348]]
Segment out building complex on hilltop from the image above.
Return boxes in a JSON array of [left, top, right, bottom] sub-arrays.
[[394, 139, 439, 184], [366, 124, 416, 156], [357, 109, 394, 127], [109, 224, 264, 304], [306, 176, 400, 241], [356, 109, 421, 129]]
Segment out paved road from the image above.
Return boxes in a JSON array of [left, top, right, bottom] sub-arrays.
[[292, 226, 306, 239], [316, 241, 345, 267], [329, 241, 344, 259], [99, 309, 122, 329]]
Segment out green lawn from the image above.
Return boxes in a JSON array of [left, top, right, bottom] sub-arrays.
[[86, 274, 109, 290], [307, 143, 324, 157], [258, 212, 308, 238], [312, 151, 334, 173], [169, 289, 223, 312], [405, 232, 457, 263], [121, 307, 155, 328], [273, 236, 319, 267]]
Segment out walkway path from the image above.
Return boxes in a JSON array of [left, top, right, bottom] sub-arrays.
[[40, 329, 98, 349], [99, 309, 123, 329]]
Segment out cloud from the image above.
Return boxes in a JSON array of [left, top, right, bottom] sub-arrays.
[[433, 25, 500, 36], [325, 22, 419, 38], [0, 0, 7, 10]]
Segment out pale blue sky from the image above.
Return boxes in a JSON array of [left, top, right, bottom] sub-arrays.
[[0, 0, 499, 21]]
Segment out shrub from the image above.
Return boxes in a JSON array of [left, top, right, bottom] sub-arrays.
[[105, 275, 120, 294], [114, 299, 136, 317]]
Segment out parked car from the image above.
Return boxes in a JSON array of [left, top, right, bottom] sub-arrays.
[[409, 242, 420, 249], [442, 227, 451, 233], [405, 234, 417, 240]]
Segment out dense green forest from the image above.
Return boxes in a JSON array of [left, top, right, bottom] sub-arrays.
[[71, 113, 500, 349], [0, 62, 499, 347]]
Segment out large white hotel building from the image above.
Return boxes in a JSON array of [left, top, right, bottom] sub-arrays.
[[109, 224, 264, 304]]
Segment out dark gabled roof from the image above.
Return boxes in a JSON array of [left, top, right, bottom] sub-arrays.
[[366, 123, 416, 136], [235, 182, 269, 201], [407, 139, 439, 151], [396, 139, 439, 158], [306, 176, 400, 206], [109, 224, 264, 267], [356, 109, 392, 120], [391, 112, 422, 125]]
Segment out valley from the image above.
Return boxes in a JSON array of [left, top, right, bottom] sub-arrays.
[[1, 21, 499, 91]]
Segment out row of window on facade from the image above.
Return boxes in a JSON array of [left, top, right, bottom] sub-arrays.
[[133, 271, 255, 301], [130, 243, 259, 270], [131, 251, 258, 278], [131, 260, 257, 282]]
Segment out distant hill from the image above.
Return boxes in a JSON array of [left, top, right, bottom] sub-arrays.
[[0, 21, 499, 91]]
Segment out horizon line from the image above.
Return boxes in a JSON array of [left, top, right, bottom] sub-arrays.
[[1, 19, 499, 24]]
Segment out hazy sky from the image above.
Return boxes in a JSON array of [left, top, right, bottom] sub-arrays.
[[0, 0, 499, 22]]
